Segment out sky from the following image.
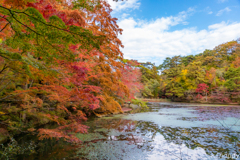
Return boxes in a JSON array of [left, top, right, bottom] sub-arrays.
[[107, 0, 240, 65]]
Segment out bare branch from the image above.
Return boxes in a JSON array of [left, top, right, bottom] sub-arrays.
[[0, 23, 9, 32]]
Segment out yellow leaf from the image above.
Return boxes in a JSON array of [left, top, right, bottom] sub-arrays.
[[181, 69, 188, 76], [0, 111, 5, 115], [176, 77, 181, 82]]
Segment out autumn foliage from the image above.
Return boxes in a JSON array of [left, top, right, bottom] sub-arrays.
[[0, 0, 143, 143], [148, 40, 240, 103]]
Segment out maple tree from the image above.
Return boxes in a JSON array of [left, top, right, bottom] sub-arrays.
[[0, 0, 104, 142], [0, 0, 143, 144], [121, 59, 143, 100], [196, 83, 209, 101]]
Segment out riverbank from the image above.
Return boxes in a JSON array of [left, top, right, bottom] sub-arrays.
[[138, 98, 240, 105]]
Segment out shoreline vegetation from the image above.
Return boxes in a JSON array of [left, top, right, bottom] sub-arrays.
[[140, 98, 240, 105], [120, 98, 240, 116]]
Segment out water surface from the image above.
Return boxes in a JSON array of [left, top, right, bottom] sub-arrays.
[[15, 102, 240, 159]]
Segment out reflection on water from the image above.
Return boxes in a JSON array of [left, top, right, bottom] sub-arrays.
[[16, 103, 240, 159]]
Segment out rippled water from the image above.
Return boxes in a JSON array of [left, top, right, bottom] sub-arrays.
[[17, 102, 240, 160]]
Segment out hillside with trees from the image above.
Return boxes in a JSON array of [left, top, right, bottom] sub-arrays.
[[140, 40, 240, 104]]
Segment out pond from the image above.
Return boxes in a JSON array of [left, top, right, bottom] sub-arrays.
[[12, 102, 240, 159]]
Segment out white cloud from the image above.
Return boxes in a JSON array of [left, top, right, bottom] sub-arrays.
[[118, 12, 240, 65], [216, 7, 231, 16], [105, 2, 239, 65], [121, 13, 130, 19], [107, 0, 140, 12], [119, 8, 194, 33], [208, 21, 227, 29], [208, 11, 213, 14]]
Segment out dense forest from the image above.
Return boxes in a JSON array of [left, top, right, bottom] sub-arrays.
[[141, 40, 240, 104], [0, 0, 239, 151]]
